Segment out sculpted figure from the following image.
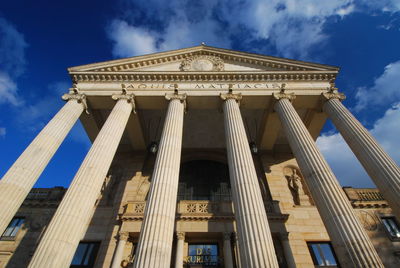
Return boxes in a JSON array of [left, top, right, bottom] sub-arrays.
[[287, 169, 305, 205]]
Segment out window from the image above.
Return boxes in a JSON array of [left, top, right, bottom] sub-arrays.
[[187, 244, 221, 267], [308, 242, 338, 267], [1, 217, 24, 240], [70, 242, 100, 268], [382, 217, 400, 239]]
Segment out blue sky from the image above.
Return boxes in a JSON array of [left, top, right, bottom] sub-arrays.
[[0, 0, 399, 188]]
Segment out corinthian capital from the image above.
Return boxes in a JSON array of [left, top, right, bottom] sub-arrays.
[[176, 231, 185, 240], [62, 92, 89, 114], [220, 92, 242, 107], [165, 92, 187, 111], [112, 93, 136, 113], [273, 83, 296, 101], [119, 231, 129, 241], [322, 81, 346, 101]]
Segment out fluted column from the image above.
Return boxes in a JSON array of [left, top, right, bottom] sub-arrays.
[[111, 232, 129, 268], [133, 93, 186, 268], [28, 93, 135, 268], [223, 232, 234, 268], [280, 233, 296, 268], [274, 92, 383, 267], [0, 92, 86, 235], [174, 232, 185, 268], [232, 233, 242, 268], [323, 90, 400, 219], [221, 93, 279, 268]]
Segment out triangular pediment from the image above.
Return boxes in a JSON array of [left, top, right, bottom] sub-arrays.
[[68, 45, 338, 74]]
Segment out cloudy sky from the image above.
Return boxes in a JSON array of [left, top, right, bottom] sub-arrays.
[[0, 0, 399, 188]]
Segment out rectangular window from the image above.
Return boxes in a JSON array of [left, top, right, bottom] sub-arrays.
[[382, 217, 400, 239], [70, 242, 100, 268], [187, 244, 221, 266], [1, 217, 25, 239], [307, 242, 338, 267]]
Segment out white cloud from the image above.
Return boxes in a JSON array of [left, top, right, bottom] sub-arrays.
[[317, 103, 400, 187], [0, 127, 5, 137], [108, 20, 158, 57], [355, 60, 400, 111], [0, 17, 27, 107], [108, 0, 377, 59], [0, 72, 21, 106], [107, 0, 400, 59], [17, 81, 70, 132]]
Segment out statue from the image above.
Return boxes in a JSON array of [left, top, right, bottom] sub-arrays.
[[285, 168, 308, 206]]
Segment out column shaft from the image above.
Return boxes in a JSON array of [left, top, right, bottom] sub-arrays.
[[275, 97, 383, 267], [111, 232, 129, 268], [280, 233, 296, 268], [324, 97, 400, 218], [222, 95, 279, 268], [174, 232, 185, 268], [223, 233, 234, 268], [0, 94, 84, 235], [28, 96, 134, 268], [133, 95, 185, 268]]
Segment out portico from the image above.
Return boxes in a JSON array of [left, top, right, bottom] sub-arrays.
[[1, 45, 399, 267]]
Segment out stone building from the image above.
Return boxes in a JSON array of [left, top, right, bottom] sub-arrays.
[[0, 45, 400, 268]]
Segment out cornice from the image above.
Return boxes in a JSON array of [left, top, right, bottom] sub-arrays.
[[68, 46, 339, 73], [70, 71, 337, 83]]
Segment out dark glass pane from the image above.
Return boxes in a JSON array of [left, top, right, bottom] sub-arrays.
[[310, 244, 324, 265], [71, 244, 87, 265], [2, 217, 24, 237], [320, 243, 337, 265], [83, 244, 95, 265]]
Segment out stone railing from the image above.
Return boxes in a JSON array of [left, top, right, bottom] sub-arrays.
[[122, 200, 286, 221], [356, 189, 384, 201], [343, 187, 388, 208], [23, 187, 66, 207]]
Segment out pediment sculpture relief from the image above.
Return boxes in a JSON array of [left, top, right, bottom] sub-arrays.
[[180, 55, 224, 71]]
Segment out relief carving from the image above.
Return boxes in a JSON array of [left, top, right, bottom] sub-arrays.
[[357, 210, 378, 231], [180, 55, 224, 71]]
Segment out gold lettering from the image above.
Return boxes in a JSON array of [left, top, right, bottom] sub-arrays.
[[196, 248, 203, 255], [196, 256, 202, 263]]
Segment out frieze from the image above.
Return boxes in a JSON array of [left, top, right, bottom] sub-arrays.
[[122, 82, 285, 90]]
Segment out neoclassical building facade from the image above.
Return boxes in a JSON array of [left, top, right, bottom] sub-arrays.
[[0, 45, 400, 268]]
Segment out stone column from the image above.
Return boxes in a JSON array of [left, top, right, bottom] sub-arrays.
[[232, 233, 241, 268], [133, 93, 186, 268], [274, 91, 383, 267], [221, 93, 279, 268], [322, 90, 400, 219], [223, 232, 234, 268], [0, 92, 86, 235], [111, 232, 129, 268], [174, 232, 185, 268], [280, 233, 296, 268], [28, 93, 135, 268]]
